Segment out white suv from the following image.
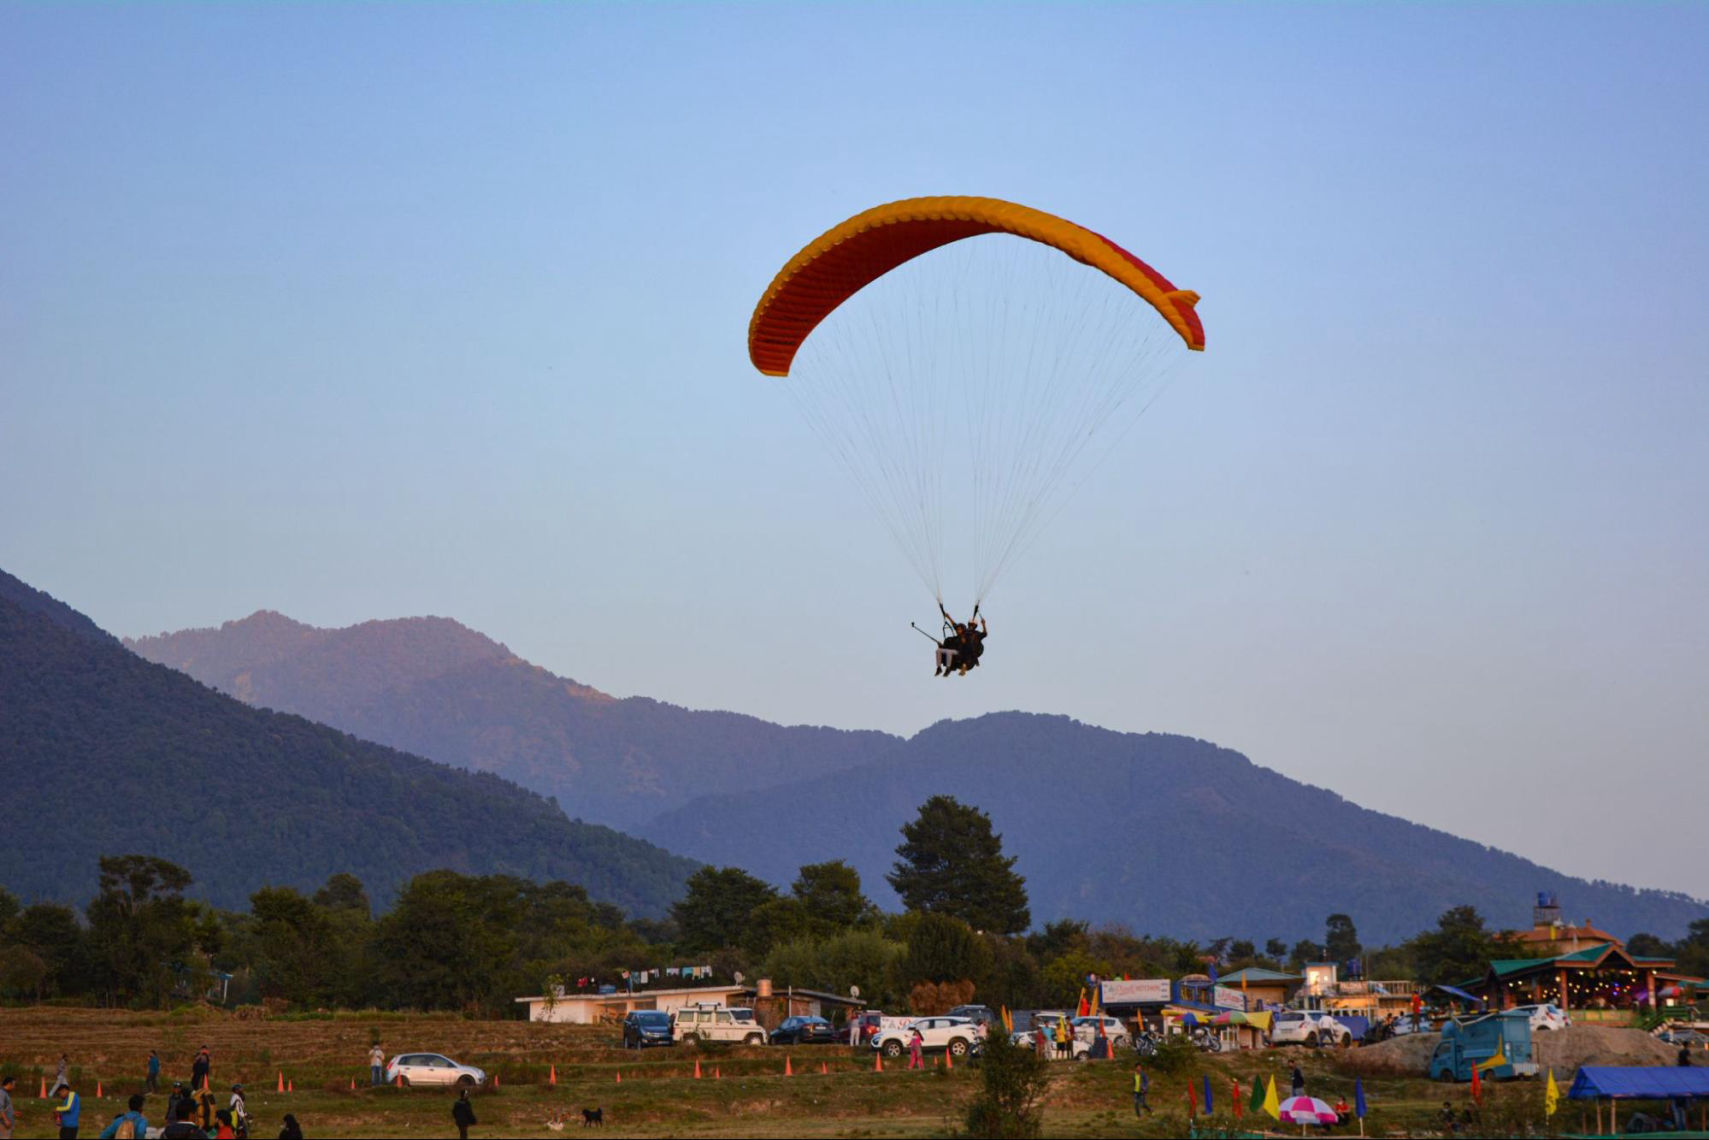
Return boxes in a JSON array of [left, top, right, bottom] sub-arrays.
[[872, 1016, 983, 1059], [1271, 1011, 1352, 1047], [1070, 1015, 1131, 1056], [673, 1004, 768, 1045], [384, 1053, 487, 1087]]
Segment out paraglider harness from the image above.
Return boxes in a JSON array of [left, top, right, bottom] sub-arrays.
[[913, 603, 984, 676]]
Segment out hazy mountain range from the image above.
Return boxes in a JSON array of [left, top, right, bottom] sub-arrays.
[[125, 606, 1708, 944], [0, 570, 695, 915]]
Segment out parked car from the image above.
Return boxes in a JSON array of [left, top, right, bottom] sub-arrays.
[[769, 1016, 840, 1046], [1069, 1015, 1131, 1056], [1271, 1011, 1352, 1047], [871, 1016, 983, 1059], [621, 1010, 676, 1049], [1025, 1010, 1070, 1033], [1511, 1003, 1571, 1032], [948, 1004, 998, 1029], [674, 1004, 768, 1045], [384, 1053, 487, 1087]]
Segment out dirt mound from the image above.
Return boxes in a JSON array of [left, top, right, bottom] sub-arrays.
[[1342, 1024, 1676, 1078]]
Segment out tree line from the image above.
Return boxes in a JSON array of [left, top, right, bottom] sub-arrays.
[[4, 795, 1700, 1015]]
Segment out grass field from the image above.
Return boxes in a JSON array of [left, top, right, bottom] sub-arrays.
[[0, 1007, 1558, 1138]]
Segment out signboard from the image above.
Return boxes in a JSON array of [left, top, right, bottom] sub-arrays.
[[1213, 986, 1247, 1011], [1100, 979, 1171, 1005]]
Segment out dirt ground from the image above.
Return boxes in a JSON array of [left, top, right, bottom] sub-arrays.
[[1345, 1022, 1679, 1078]]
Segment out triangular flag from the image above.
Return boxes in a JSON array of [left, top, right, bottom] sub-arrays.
[[1248, 1075, 1266, 1115], [1470, 1060, 1483, 1105], [1203, 1073, 1213, 1115], [1232, 1080, 1243, 1119], [1355, 1076, 1368, 1120], [1263, 1075, 1281, 1120], [1545, 1068, 1559, 1118], [1187, 1085, 1196, 1119]]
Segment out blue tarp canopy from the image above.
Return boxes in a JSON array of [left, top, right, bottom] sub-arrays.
[[1569, 1067, 1709, 1100]]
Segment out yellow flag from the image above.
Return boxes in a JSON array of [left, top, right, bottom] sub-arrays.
[[1263, 1075, 1281, 1120], [1545, 1068, 1560, 1117], [1477, 1046, 1507, 1072]]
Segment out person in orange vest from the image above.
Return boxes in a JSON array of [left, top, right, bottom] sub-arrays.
[[1411, 991, 1424, 1031]]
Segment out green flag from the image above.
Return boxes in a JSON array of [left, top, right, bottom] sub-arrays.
[[1249, 1073, 1266, 1114]]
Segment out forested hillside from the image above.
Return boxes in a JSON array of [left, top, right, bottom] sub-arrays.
[[0, 570, 696, 915], [641, 712, 1709, 944]]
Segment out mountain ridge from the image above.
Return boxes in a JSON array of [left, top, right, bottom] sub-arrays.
[[1, 570, 696, 916]]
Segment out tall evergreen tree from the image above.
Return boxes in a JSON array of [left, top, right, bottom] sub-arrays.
[[1324, 914, 1361, 963], [889, 795, 1030, 935], [672, 867, 778, 952]]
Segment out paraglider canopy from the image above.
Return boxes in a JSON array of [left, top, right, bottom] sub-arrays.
[[748, 195, 1206, 609]]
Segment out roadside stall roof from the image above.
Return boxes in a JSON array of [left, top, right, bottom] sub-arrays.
[[1568, 1067, 1709, 1100]]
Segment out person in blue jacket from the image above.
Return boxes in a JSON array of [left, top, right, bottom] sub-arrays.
[[52, 1082, 81, 1139], [98, 1095, 148, 1139]]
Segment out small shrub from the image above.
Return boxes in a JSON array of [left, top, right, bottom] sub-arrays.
[[1144, 1034, 1198, 1076], [963, 1031, 1049, 1139]]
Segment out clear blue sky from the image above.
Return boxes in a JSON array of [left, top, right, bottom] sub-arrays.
[[5, 4, 1707, 904]]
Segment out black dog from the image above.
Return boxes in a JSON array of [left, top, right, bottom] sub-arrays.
[[581, 1107, 604, 1127]]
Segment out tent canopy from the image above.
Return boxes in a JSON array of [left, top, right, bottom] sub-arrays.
[[1568, 1067, 1709, 1100]]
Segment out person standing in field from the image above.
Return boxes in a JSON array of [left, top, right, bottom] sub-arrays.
[[370, 1042, 385, 1086], [1053, 1016, 1070, 1061], [52, 1081, 81, 1140], [908, 1027, 925, 1071], [96, 1094, 148, 1140], [158, 1101, 203, 1140], [191, 1047, 211, 1092], [1132, 1063, 1151, 1116], [451, 1088, 476, 1140], [55, 1057, 69, 1094], [0, 1074, 16, 1140], [146, 1053, 160, 1095]]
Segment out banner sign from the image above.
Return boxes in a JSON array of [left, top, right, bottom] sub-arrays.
[[1213, 986, 1247, 1011], [1101, 979, 1171, 1005]]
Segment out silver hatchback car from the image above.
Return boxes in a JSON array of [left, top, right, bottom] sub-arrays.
[[385, 1052, 487, 1088]]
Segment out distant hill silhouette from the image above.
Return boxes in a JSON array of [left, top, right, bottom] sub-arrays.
[[0, 570, 696, 915], [128, 613, 898, 828], [124, 606, 1709, 945], [639, 713, 1709, 945]]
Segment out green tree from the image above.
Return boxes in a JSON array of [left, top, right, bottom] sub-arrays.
[[1668, 918, 1709, 980], [371, 871, 525, 1011], [888, 796, 1029, 935], [1287, 939, 1322, 971], [1409, 905, 1507, 986], [1264, 938, 1288, 960], [312, 872, 372, 916], [791, 860, 873, 932], [85, 854, 202, 1007], [671, 867, 778, 953], [743, 897, 812, 958], [14, 903, 87, 997], [900, 912, 992, 991], [248, 887, 339, 1007], [1325, 914, 1361, 963]]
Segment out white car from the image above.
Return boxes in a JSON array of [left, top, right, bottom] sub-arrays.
[[384, 1053, 487, 1088], [673, 1004, 768, 1045], [872, 1015, 983, 1059], [1270, 1011, 1352, 1047], [1069, 1015, 1131, 1056], [1513, 1003, 1571, 1032]]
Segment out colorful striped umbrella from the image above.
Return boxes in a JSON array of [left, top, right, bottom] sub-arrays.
[[1278, 1095, 1339, 1126]]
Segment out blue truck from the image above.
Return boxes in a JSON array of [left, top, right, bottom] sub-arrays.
[[1429, 1010, 1539, 1082]]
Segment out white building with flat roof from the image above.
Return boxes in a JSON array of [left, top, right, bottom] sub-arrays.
[[515, 983, 748, 1025]]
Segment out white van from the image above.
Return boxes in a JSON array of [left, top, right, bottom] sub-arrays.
[[673, 1004, 768, 1045]]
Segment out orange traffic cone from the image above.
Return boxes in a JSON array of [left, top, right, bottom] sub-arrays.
[[874, 1054, 883, 1072], [714, 1066, 721, 1079], [944, 1049, 953, 1071], [693, 1059, 701, 1079], [615, 1071, 622, 1083], [349, 1078, 356, 1090], [288, 1080, 294, 1092], [39, 1078, 46, 1098], [97, 1081, 103, 1098], [395, 1074, 403, 1088], [549, 1064, 557, 1087], [277, 1073, 285, 1093], [820, 1061, 828, 1075], [492, 1074, 499, 1088], [785, 1056, 793, 1076]]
